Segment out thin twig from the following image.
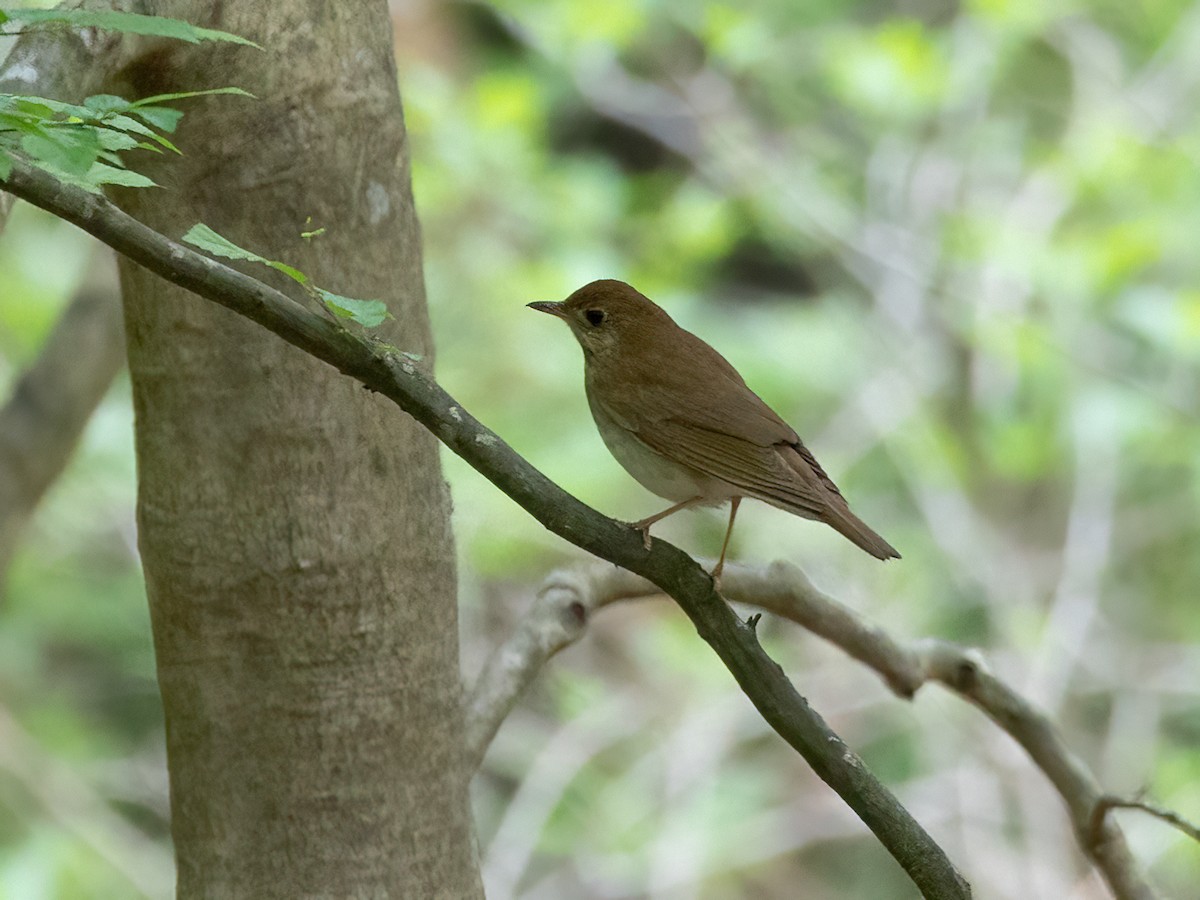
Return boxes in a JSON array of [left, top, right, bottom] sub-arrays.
[[0, 252, 124, 584], [1090, 795, 1200, 848]]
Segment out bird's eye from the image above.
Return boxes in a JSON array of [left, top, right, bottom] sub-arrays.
[[584, 309, 605, 327]]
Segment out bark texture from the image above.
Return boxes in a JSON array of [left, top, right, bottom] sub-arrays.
[[111, 2, 481, 896]]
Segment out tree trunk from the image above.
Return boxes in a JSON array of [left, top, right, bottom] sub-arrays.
[[112, 2, 482, 895]]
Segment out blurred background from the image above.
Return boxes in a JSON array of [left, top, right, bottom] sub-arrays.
[[3, 0, 1200, 897]]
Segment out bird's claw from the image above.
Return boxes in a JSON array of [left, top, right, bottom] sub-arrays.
[[627, 520, 654, 550]]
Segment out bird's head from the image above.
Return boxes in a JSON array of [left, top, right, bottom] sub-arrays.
[[527, 279, 674, 359]]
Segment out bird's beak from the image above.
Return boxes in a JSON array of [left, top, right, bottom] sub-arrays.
[[527, 301, 568, 318]]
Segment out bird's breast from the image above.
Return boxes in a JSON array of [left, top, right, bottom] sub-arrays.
[[585, 382, 729, 504]]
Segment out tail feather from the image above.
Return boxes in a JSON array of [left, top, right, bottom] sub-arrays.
[[773, 443, 900, 560], [823, 504, 901, 561]]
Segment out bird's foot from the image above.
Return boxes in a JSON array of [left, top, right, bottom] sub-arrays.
[[628, 518, 655, 550], [709, 559, 725, 592]]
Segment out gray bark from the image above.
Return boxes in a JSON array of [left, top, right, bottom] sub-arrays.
[[109, 2, 482, 896]]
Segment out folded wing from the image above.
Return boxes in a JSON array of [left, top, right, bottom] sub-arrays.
[[596, 365, 900, 560]]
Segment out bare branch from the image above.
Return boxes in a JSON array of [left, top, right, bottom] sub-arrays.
[[1, 158, 970, 900], [1090, 795, 1200, 847], [465, 564, 663, 767], [0, 253, 124, 583], [470, 560, 1163, 900]]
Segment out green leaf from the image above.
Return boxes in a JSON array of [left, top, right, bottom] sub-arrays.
[[181, 224, 305, 283], [6, 95, 91, 120], [88, 163, 156, 188], [266, 260, 308, 284], [130, 89, 255, 134], [127, 87, 255, 107], [103, 114, 156, 138], [130, 106, 184, 133], [83, 94, 133, 114], [317, 290, 390, 328], [145, 132, 179, 154], [0, 9, 261, 47], [96, 130, 140, 152], [21, 128, 100, 176], [182, 224, 387, 327], [182, 223, 270, 263], [0, 149, 11, 180], [22, 162, 102, 194], [0, 111, 40, 135], [6, 97, 58, 120]]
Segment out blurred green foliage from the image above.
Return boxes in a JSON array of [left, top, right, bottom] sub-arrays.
[[3, 0, 1200, 897]]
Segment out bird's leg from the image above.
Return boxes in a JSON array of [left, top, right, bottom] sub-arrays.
[[711, 497, 741, 585], [631, 496, 705, 550]]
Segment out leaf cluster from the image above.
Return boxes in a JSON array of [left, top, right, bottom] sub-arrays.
[[0, 6, 257, 187], [0, 7, 260, 46], [182, 224, 391, 328], [0, 6, 387, 326], [0, 87, 251, 188]]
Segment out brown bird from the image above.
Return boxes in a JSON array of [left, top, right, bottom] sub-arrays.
[[529, 279, 899, 577]]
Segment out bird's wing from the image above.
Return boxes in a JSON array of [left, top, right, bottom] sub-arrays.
[[591, 325, 845, 515], [597, 335, 799, 447], [618, 411, 839, 520]]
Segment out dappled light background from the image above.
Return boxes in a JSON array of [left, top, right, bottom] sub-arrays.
[[2, 0, 1199, 897]]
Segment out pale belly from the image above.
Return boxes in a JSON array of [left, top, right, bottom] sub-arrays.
[[586, 392, 735, 505]]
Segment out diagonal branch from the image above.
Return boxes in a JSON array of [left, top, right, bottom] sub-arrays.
[[1090, 796, 1200, 847], [1, 158, 970, 899], [0, 254, 124, 584], [468, 560, 1161, 900]]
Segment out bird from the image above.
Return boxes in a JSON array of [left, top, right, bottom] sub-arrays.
[[528, 279, 899, 578]]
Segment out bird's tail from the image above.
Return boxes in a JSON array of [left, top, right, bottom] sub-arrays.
[[822, 504, 901, 561], [771, 441, 901, 560]]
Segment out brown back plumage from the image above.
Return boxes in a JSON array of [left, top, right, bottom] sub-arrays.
[[558, 280, 899, 560]]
